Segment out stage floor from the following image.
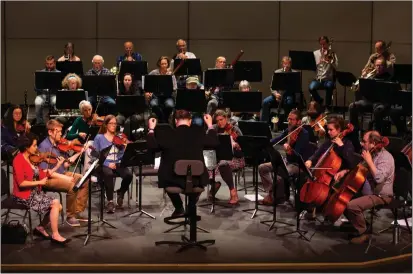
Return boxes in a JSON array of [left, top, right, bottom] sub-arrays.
[[1, 171, 412, 272]]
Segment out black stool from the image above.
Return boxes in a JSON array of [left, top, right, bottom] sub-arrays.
[[155, 160, 215, 252]]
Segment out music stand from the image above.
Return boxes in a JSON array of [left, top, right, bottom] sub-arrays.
[[221, 91, 262, 112], [118, 61, 148, 83], [116, 95, 147, 136], [289, 51, 317, 71], [271, 72, 301, 121], [35, 71, 64, 118], [359, 78, 400, 104], [203, 68, 235, 90], [173, 59, 202, 76], [175, 89, 207, 113], [56, 90, 87, 110], [277, 149, 315, 241], [199, 135, 234, 213], [56, 61, 84, 77], [336, 71, 358, 112], [143, 75, 173, 97], [122, 140, 156, 220], [83, 75, 116, 97], [238, 121, 272, 140], [233, 61, 263, 82], [394, 64, 412, 85], [72, 145, 114, 246]]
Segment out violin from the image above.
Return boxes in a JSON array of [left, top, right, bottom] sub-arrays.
[[323, 137, 389, 222], [15, 121, 30, 134], [299, 123, 354, 206], [113, 133, 131, 148], [310, 114, 326, 136], [87, 114, 105, 127], [57, 138, 83, 153], [29, 151, 59, 165], [286, 126, 302, 155]]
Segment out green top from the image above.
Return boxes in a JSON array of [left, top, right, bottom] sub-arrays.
[[66, 117, 89, 140]]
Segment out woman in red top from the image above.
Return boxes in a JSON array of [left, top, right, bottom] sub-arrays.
[[13, 133, 70, 245]]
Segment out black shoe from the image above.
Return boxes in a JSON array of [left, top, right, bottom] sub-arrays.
[[50, 237, 71, 246], [106, 201, 115, 214], [33, 228, 51, 240], [116, 191, 124, 209], [171, 208, 185, 218]]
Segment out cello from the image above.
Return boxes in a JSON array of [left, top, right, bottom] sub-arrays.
[[401, 140, 412, 168], [323, 137, 389, 223], [299, 123, 354, 206]]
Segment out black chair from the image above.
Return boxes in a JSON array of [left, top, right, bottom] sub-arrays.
[[155, 160, 215, 252]]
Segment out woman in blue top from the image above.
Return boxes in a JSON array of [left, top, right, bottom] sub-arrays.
[[93, 115, 132, 213]]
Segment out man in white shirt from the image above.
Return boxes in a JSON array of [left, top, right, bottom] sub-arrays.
[[171, 39, 197, 88]]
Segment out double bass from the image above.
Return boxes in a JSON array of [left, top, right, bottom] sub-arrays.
[[299, 123, 354, 206], [323, 137, 389, 222]]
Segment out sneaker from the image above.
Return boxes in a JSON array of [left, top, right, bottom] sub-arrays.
[[116, 191, 124, 209], [106, 201, 115, 214], [66, 217, 81, 227], [75, 213, 89, 222], [171, 207, 185, 217]]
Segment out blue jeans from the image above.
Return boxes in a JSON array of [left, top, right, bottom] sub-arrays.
[[260, 94, 294, 123], [309, 80, 334, 107], [88, 96, 116, 115], [35, 94, 56, 124], [150, 97, 175, 123]]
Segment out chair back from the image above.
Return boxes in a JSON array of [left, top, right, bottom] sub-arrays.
[[174, 160, 204, 193], [393, 167, 412, 200]]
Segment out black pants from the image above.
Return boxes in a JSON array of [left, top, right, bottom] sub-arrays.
[[101, 166, 133, 201], [349, 99, 389, 132], [167, 192, 201, 210]]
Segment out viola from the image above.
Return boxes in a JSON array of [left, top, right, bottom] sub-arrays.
[[112, 133, 131, 148], [299, 123, 354, 206], [323, 137, 389, 222], [87, 114, 105, 127], [286, 126, 302, 155], [29, 151, 59, 165], [310, 114, 326, 136], [57, 138, 83, 153]]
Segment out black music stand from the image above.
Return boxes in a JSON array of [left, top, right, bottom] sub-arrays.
[[394, 64, 412, 86], [233, 61, 263, 82], [289, 51, 317, 71], [277, 149, 315, 241], [238, 121, 272, 140], [175, 89, 207, 113], [118, 61, 148, 83], [198, 135, 234, 213], [72, 146, 114, 246], [116, 95, 147, 136], [238, 135, 272, 219], [203, 68, 235, 90], [122, 140, 156, 220], [173, 59, 202, 76], [55, 90, 87, 110], [260, 148, 294, 231], [359, 78, 401, 104], [143, 75, 174, 97], [271, 72, 302, 120], [221, 91, 263, 112], [336, 71, 358, 113], [35, 71, 64, 117], [56, 61, 84, 76]]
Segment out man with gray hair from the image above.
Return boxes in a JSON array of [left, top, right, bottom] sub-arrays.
[[85, 55, 116, 115]]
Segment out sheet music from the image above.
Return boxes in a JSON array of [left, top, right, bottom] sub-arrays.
[[154, 157, 161, 170], [75, 159, 99, 190]]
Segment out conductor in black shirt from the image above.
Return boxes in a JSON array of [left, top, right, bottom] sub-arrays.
[[147, 110, 219, 216]]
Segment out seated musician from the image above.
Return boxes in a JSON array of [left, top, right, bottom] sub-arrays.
[[304, 116, 356, 218], [230, 80, 258, 125], [37, 119, 89, 227], [146, 56, 177, 123], [349, 57, 394, 148], [1, 105, 31, 160], [34, 55, 60, 124], [116, 41, 143, 65], [258, 110, 310, 205], [93, 115, 133, 213], [57, 42, 81, 62], [301, 101, 325, 142], [13, 133, 70, 245], [147, 111, 217, 217], [261, 56, 297, 124], [85, 55, 116, 116], [116, 73, 146, 139], [206, 56, 227, 116], [209, 110, 245, 205], [56, 73, 84, 125], [362, 40, 396, 77], [170, 39, 197, 88], [341, 131, 394, 244], [309, 36, 338, 111]]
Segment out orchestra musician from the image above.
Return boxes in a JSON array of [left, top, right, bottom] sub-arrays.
[[57, 42, 81, 62], [116, 41, 143, 65], [147, 110, 218, 217], [37, 120, 89, 227], [343, 131, 394, 244], [171, 39, 197, 88], [362, 40, 396, 77], [309, 36, 338, 111], [261, 56, 297, 124], [258, 110, 310, 205], [205, 56, 227, 116], [301, 101, 326, 142], [1, 105, 31, 160], [34, 55, 60, 124], [93, 115, 133, 213], [13, 133, 70, 245], [230, 80, 258, 125], [56, 73, 84, 126], [146, 56, 177, 123], [85, 55, 116, 116], [209, 110, 245, 205]]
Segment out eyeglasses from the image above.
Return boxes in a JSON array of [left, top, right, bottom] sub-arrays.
[[108, 122, 117, 125]]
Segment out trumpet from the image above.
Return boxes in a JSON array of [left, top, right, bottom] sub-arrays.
[[350, 68, 377, 92], [320, 38, 336, 64]]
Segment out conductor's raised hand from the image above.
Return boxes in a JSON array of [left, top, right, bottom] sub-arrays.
[[203, 114, 213, 127], [148, 118, 157, 130]]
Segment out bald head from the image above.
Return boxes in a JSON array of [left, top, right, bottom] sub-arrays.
[[124, 41, 134, 55], [92, 55, 104, 71], [215, 56, 227, 69]]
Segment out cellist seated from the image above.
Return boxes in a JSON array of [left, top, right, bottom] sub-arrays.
[[340, 131, 394, 244], [258, 110, 310, 206], [304, 116, 356, 218]]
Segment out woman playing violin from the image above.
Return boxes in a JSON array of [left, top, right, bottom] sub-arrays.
[[343, 131, 394, 244], [209, 110, 245, 205], [1, 105, 30, 160], [258, 110, 310, 205], [12, 133, 70, 245], [38, 119, 89, 227], [302, 101, 326, 142], [93, 115, 133, 213]]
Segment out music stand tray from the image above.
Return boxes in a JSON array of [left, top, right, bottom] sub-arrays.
[[116, 95, 146, 114], [56, 90, 87, 110], [35, 71, 63, 91], [175, 89, 207, 113], [203, 68, 234, 89], [238, 121, 272, 140], [233, 61, 262, 82], [336, 71, 357, 87], [221, 91, 262, 112], [271, 72, 301, 92], [56, 61, 84, 77], [394, 64, 412, 84], [359, 78, 400, 104], [82, 75, 117, 98], [119, 61, 148, 82], [289, 51, 317, 71], [173, 59, 202, 76], [143, 75, 174, 97]]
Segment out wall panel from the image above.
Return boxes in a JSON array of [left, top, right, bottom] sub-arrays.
[[1, 1, 5, 102]]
